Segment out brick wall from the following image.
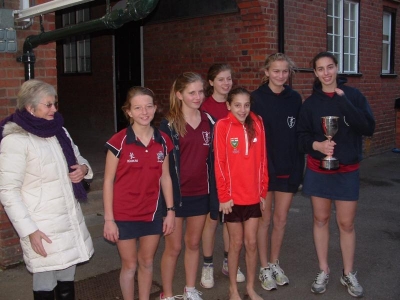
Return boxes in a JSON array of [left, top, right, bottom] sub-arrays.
[[0, 0, 56, 268], [143, 0, 277, 110]]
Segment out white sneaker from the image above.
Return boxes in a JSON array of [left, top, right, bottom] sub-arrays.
[[222, 259, 246, 282], [259, 267, 277, 291], [340, 271, 364, 298], [159, 293, 178, 300], [269, 260, 289, 285], [311, 270, 329, 294], [200, 263, 214, 288], [183, 287, 203, 300], [236, 267, 245, 283]]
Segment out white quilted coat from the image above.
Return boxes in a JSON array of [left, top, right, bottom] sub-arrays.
[[0, 122, 94, 273]]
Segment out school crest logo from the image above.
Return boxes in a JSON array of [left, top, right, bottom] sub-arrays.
[[343, 116, 350, 126], [157, 151, 164, 163], [230, 138, 238, 148], [202, 131, 211, 146], [230, 137, 239, 153], [287, 116, 296, 128]]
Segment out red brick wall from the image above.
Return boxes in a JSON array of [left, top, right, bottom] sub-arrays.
[[143, 0, 399, 155], [143, 0, 277, 110], [0, 0, 56, 268]]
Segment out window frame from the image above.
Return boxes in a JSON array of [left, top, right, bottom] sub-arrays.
[[62, 8, 91, 74], [382, 8, 396, 75], [327, 0, 360, 74]]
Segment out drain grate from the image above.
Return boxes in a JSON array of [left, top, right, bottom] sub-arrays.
[[75, 269, 161, 299]]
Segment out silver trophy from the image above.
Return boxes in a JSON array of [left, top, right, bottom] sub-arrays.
[[320, 116, 339, 170]]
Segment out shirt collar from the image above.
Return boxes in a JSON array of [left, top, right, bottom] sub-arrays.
[[126, 124, 163, 145]]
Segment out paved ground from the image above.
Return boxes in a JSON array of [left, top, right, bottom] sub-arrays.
[[0, 136, 399, 299]]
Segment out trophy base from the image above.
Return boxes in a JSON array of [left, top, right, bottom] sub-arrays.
[[320, 158, 339, 170]]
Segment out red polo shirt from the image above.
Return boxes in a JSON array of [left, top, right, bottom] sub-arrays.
[[105, 126, 173, 221]]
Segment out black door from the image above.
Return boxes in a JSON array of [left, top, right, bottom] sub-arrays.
[[114, 21, 142, 131]]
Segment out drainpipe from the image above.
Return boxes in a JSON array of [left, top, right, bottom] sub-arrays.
[[278, 0, 284, 53], [17, 0, 159, 80]]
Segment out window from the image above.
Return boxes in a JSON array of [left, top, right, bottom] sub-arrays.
[[62, 8, 91, 73], [327, 0, 359, 73], [382, 10, 395, 74]]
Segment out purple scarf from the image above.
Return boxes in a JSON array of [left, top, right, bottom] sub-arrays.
[[0, 110, 87, 201]]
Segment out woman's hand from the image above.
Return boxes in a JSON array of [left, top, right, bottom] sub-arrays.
[[69, 164, 87, 183], [29, 230, 52, 257], [103, 220, 119, 243], [335, 88, 344, 96], [219, 200, 234, 214], [163, 212, 175, 236], [313, 140, 336, 156]]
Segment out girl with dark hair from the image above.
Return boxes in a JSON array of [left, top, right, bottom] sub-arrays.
[[159, 72, 218, 300], [297, 52, 375, 298], [251, 53, 304, 291], [214, 87, 268, 300], [200, 64, 246, 289], [202, 63, 233, 119], [103, 86, 175, 299]]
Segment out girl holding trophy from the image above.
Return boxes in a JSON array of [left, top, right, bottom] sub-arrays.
[[297, 52, 375, 298]]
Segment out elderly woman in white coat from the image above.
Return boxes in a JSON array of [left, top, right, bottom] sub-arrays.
[[0, 79, 94, 300]]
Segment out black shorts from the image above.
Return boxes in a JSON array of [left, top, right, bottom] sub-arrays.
[[175, 194, 209, 218], [223, 203, 261, 223], [115, 219, 163, 240]]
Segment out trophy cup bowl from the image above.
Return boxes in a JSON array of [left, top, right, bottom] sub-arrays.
[[320, 116, 339, 170]]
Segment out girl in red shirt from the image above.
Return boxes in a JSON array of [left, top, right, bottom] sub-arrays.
[[214, 87, 268, 300], [103, 87, 175, 300]]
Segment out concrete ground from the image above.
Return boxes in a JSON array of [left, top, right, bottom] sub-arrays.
[[0, 134, 399, 299]]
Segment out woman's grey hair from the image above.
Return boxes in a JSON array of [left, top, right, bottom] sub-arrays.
[[17, 79, 57, 110]]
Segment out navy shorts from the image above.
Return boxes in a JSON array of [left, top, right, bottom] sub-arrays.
[[302, 167, 359, 201], [175, 194, 209, 218], [223, 203, 261, 223], [115, 219, 163, 240]]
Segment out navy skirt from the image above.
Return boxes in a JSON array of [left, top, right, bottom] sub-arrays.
[[302, 167, 359, 201], [176, 194, 209, 218], [115, 219, 163, 240]]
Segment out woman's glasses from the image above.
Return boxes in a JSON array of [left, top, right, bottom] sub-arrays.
[[39, 101, 59, 109]]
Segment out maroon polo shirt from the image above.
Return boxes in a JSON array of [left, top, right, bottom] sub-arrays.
[[105, 126, 173, 221], [179, 112, 211, 196], [201, 96, 229, 120]]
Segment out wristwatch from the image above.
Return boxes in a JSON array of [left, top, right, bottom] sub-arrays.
[[166, 206, 176, 211]]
